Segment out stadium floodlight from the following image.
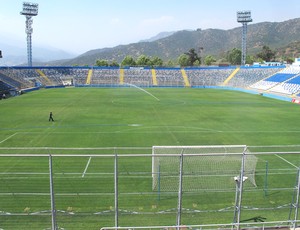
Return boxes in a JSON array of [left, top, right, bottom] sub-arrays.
[[237, 11, 252, 66], [20, 2, 39, 67]]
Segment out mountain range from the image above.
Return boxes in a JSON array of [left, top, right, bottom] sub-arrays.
[[2, 18, 300, 66], [59, 17, 300, 66]]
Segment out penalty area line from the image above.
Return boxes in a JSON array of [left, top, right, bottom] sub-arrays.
[[0, 133, 18, 144], [82, 156, 92, 178], [275, 154, 298, 169]]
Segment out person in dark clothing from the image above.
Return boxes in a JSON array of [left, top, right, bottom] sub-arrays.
[[49, 112, 54, 121]]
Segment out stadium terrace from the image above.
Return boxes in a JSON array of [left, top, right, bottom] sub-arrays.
[[1, 63, 300, 103]]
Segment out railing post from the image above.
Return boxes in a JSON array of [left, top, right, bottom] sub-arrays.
[[49, 154, 57, 230], [114, 149, 119, 228], [292, 168, 300, 229], [176, 151, 184, 229], [233, 147, 247, 230]]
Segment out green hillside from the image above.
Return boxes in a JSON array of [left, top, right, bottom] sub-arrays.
[[61, 18, 300, 65]]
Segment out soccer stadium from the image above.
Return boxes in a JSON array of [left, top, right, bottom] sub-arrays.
[[1, 1, 300, 229], [1, 63, 300, 230]]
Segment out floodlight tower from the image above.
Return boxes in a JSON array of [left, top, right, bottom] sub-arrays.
[[237, 11, 252, 66], [20, 2, 39, 67]]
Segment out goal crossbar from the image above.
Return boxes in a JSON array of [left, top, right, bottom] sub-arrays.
[[152, 145, 258, 192]]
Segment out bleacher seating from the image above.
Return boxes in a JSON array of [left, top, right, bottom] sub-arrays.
[[4, 65, 300, 99], [155, 68, 184, 87], [251, 66, 300, 93], [0, 67, 36, 89], [0, 81, 12, 94], [38, 68, 64, 86], [269, 74, 300, 95], [71, 68, 89, 85], [123, 68, 153, 87], [91, 68, 120, 86], [227, 67, 283, 88], [185, 68, 235, 87]]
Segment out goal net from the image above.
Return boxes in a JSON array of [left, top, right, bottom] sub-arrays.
[[152, 145, 258, 192]]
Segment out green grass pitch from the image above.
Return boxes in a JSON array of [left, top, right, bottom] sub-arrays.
[[0, 87, 300, 229]]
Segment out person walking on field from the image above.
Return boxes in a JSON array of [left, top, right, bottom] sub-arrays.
[[49, 112, 54, 122]]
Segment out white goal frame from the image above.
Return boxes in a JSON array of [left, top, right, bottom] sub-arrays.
[[151, 145, 258, 192]]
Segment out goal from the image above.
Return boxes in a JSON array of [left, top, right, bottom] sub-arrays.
[[152, 145, 258, 192]]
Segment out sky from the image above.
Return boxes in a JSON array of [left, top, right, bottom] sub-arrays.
[[0, 0, 300, 54]]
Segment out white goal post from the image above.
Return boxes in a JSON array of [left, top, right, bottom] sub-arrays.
[[152, 145, 258, 192]]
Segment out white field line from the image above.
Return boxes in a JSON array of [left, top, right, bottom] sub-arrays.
[[82, 156, 92, 178], [13, 130, 300, 135], [0, 189, 294, 197], [0, 133, 18, 144], [0, 192, 156, 196], [275, 154, 298, 169]]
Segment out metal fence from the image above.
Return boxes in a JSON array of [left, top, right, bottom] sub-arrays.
[[0, 146, 299, 230]]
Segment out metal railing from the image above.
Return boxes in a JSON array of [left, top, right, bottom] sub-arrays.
[[0, 146, 298, 230]]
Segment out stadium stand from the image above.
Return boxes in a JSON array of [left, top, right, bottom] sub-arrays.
[[0, 71, 22, 89], [37, 68, 64, 86], [269, 69, 300, 95], [185, 67, 236, 87], [0, 67, 36, 89], [91, 67, 120, 86], [250, 66, 300, 93], [35, 69, 53, 86], [70, 68, 89, 86], [4, 65, 300, 99], [269, 80, 300, 95], [155, 68, 185, 87], [123, 67, 153, 87], [226, 66, 283, 88], [0, 81, 11, 95], [181, 69, 190, 87]]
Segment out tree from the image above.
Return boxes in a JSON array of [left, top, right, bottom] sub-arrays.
[[136, 55, 152, 66], [95, 59, 109, 66], [166, 60, 175, 67], [246, 55, 255, 65], [177, 54, 190, 67], [204, 55, 216, 66], [109, 60, 119, 67], [227, 48, 241, 65], [151, 56, 164, 67], [286, 57, 294, 64], [256, 45, 275, 62], [185, 48, 201, 66], [193, 60, 201, 66], [255, 57, 264, 64], [121, 55, 136, 67]]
